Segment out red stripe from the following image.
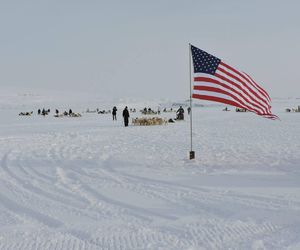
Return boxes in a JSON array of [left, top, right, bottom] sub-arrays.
[[262, 115, 278, 120], [220, 62, 271, 103], [192, 93, 277, 120], [220, 62, 270, 100], [243, 72, 271, 102], [193, 86, 263, 115], [215, 71, 268, 114], [217, 67, 269, 112], [194, 76, 266, 114], [192, 94, 247, 110], [214, 72, 268, 114]]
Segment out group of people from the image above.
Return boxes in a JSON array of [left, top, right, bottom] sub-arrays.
[[112, 106, 130, 127], [112, 105, 191, 127], [37, 105, 190, 127], [141, 107, 160, 115], [58, 109, 73, 116], [37, 108, 51, 116], [37, 108, 75, 116]]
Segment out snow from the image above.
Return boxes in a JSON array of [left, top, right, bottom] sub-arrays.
[[0, 91, 300, 249]]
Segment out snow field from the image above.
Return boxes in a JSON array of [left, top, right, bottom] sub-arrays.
[[0, 96, 300, 249]]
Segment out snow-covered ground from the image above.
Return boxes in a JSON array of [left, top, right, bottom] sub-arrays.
[[0, 91, 300, 250]]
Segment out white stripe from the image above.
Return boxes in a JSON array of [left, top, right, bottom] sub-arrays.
[[194, 74, 265, 113], [219, 63, 271, 105], [193, 87, 275, 116], [240, 71, 272, 113], [193, 80, 265, 113], [193, 89, 236, 102], [194, 71, 268, 112], [217, 70, 268, 113], [240, 71, 271, 103], [192, 89, 254, 111], [218, 64, 270, 110], [216, 67, 268, 110]]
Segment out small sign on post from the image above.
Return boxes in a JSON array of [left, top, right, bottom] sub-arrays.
[[189, 151, 195, 160]]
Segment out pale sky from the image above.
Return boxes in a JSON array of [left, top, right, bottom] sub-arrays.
[[0, 0, 299, 100]]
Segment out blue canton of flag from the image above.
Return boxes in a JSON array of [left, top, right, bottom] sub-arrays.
[[191, 45, 221, 75]]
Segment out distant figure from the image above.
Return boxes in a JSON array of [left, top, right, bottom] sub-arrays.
[[55, 109, 59, 115], [187, 107, 191, 115], [122, 106, 130, 127], [69, 109, 72, 115], [38, 109, 41, 115], [112, 106, 117, 120], [42, 108, 46, 116], [176, 106, 184, 120]]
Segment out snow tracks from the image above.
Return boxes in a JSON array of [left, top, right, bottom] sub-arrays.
[[0, 116, 300, 249]]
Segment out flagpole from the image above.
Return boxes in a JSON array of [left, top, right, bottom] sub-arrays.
[[189, 43, 195, 160]]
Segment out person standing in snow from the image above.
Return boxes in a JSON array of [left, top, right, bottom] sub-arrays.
[[187, 106, 191, 115], [112, 106, 117, 120], [176, 106, 184, 120], [122, 106, 130, 127]]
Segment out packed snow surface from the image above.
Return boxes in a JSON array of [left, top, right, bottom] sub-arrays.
[[0, 92, 300, 250]]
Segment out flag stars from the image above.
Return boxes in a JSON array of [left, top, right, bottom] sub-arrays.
[[191, 45, 221, 75]]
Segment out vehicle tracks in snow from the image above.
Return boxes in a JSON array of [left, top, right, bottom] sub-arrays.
[[0, 130, 297, 249]]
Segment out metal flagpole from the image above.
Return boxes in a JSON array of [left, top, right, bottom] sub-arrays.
[[189, 43, 195, 159]]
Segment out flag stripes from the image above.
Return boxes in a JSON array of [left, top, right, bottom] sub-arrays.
[[191, 45, 277, 120], [218, 63, 270, 110]]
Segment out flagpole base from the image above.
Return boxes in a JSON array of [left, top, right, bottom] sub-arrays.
[[189, 151, 195, 160]]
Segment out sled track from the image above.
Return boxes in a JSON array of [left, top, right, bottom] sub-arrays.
[[0, 131, 298, 249], [0, 219, 280, 250]]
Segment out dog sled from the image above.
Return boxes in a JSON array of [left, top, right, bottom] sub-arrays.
[[54, 112, 82, 118], [98, 110, 111, 114], [132, 117, 167, 126], [235, 108, 247, 112], [286, 106, 300, 112], [86, 109, 97, 113], [19, 111, 33, 116], [175, 113, 184, 120]]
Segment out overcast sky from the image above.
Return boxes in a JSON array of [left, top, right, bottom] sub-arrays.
[[0, 0, 299, 100]]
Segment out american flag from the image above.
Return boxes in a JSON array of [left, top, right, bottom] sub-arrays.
[[191, 45, 278, 120]]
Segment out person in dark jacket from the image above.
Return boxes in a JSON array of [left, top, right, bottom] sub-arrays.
[[112, 106, 117, 120], [187, 107, 191, 115], [176, 106, 184, 120], [122, 106, 130, 127]]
